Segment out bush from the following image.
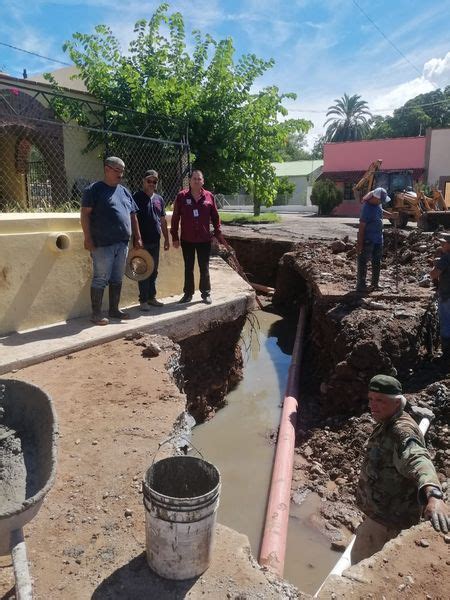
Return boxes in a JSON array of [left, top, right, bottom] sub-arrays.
[[310, 179, 343, 215]]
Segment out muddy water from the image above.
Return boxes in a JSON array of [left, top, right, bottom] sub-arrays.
[[192, 310, 338, 595]]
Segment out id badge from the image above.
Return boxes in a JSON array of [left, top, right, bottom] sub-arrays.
[[193, 209, 199, 217]]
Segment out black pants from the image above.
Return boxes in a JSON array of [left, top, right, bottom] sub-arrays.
[[181, 241, 211, 296]]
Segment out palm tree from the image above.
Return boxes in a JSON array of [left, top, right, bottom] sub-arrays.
[[324, 94, 372, 142]]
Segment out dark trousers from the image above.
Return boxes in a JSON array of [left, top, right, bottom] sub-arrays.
[[357, 241, 383, 289], [181, 240, 211, 296], [138, 241, 160, 302]]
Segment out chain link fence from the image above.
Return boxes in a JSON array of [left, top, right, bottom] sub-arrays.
[[0, 78, 190, 211]]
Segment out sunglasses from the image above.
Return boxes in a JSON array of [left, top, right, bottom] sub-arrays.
[[145, 178, 158, 183]]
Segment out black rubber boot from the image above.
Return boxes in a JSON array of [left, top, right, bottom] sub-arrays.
[[90, 287, 109, 325], [108, 283, 130, 320], [441, 337, 450, 360], [371, 263, 382, 290], [356, 254, 368, 292]]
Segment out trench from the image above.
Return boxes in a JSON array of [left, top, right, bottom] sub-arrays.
[[190, 309, 338, 595]]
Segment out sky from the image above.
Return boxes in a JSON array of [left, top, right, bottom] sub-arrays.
[[1, 0, 449, 147]]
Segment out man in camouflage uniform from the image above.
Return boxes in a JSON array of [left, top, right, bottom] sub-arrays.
[[351, 374, 449, 564]]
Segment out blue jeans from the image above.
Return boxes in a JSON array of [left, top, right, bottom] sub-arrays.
[[138, 241, 161, 302], [357, 241, 383, 289], [91, 242, 128, 289], [438, 297, 450, 338]]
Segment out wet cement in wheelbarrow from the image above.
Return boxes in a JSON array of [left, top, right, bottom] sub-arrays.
[[0, 425, 30, 514]]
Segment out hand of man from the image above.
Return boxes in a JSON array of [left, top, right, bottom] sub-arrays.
[[424, 497, 449, 533], [215, 232, 226, 245], [173, 241, 180, 249], [164, 240, 170, 251], [134, 237, 143, 249], [84, 238, 95, 252]]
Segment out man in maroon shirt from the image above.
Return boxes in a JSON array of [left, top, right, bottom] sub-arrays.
[[171, 170, 224, 304]]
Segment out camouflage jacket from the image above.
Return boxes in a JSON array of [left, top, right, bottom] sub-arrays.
[[356, 410, 441, 529]]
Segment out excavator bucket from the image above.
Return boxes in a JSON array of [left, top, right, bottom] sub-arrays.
[[418, 211, 450, 231]]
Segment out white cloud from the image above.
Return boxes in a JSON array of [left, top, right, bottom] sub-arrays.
[[423, 51, 450, 87]]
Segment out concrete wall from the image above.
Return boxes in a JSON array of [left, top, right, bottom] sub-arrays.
[[0, 213, 187, 336], [427, 128, 450, 187], [324, 137, 426, 171]]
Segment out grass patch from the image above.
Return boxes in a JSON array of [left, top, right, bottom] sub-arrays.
[[219, 212, 281, 224]]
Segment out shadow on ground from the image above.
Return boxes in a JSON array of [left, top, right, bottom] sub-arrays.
[[91, 553, 199, 600]]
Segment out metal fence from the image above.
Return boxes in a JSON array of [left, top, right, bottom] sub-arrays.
[[0, 78, 190, 211]]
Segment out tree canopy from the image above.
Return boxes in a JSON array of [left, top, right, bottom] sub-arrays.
[[369, 87, 450, 139], [324, 93, 372, 142], [54, 3, 311, 214]]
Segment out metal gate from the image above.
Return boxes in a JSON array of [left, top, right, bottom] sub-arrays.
[[25, 160, 52, 208]]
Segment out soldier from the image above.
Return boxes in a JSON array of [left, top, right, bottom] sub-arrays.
[[351, 374, 449, 564]]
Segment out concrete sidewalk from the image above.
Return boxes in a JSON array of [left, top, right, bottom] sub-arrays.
[[0, 258, 255, 375]]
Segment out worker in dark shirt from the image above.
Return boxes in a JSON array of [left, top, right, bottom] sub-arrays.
[[81, 156, 142, 325], [170, 170, 224, 304], [133, 170, 170, 309], [431, 232, 450, 363]]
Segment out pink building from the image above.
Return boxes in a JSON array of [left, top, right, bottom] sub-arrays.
[[320, 137, 426, 216]]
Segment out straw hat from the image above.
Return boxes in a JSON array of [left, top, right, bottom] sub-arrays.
[[125, 248, 154, 281]]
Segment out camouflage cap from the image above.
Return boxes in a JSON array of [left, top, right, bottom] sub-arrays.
[[368, 374, 402, 396]]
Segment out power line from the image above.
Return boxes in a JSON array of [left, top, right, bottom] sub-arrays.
[[287, 96, 450, 115], [351, 0, 437, 90], [0, 41, 71, 67]]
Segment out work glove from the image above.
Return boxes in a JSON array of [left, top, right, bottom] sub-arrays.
[[424, 498, 450, 533]]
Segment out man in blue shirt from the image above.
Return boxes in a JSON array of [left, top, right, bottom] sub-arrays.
[[81, 157, 143, 325], [133, 170, 170, 309], [356, 187, 395, 292], [430, 233, 450, 363]]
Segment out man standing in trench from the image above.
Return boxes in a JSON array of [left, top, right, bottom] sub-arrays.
[[356, 187, 396, 292], [170, 170, 225, 304], [351, 374, 449, 564], [430, 232, 450, 365], [81, 156, 143, 325]]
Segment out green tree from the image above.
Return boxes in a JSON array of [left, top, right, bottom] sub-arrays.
[[310, 179, 343, 215], [369, 87, 450, 139], [273, 132, 312, 161], [310, 134, 325, 159], [53, 3, 311, 215], [324, 93, 372, 142]]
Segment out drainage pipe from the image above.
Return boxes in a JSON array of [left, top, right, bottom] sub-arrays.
[[259, 305, 306, 576], [313, 416, 432, 597]]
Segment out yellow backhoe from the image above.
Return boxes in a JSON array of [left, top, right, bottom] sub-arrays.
[[353, 159, 449, 230]]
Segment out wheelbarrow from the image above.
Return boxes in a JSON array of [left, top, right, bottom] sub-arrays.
[[0, 379, 58, 599]]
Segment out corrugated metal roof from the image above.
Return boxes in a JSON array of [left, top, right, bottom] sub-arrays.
[[272, 160, 323, 177]]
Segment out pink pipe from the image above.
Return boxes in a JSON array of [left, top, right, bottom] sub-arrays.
[[259, 306, 306, 575]]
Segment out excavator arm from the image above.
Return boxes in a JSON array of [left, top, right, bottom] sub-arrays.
[[353, 159, 383, 202]]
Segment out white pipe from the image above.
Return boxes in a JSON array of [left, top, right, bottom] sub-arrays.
[[314, 416, 432, 597], [11, 528, 33, 600]]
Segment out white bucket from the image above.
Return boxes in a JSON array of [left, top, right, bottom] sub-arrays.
[[143, 455, 221, 580]]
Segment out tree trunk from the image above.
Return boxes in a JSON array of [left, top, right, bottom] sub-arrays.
[[253, 185, 261, 216]]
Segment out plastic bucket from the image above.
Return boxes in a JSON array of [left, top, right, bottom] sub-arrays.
[[143, 455, 221, 580]]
